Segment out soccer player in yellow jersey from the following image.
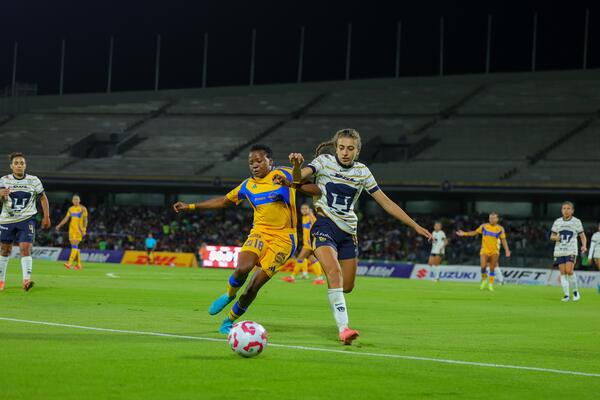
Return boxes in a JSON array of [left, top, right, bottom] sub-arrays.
[[173, 144, 321, 334], [282, 203, 325, 284], [56, 194, 88, 270], [457, 212, 511, 291]]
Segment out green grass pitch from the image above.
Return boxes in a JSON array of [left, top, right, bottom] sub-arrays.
[[1, 260, 599, 399]]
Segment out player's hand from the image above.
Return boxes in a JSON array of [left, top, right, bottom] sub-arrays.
[[272, 174, 291, 187], [0, 188, 9, 197], [42, 217, 51, 229], [173, 201, 189, 213], [415, 225, 433, 241], [581, 245, 588, 253], [505, 249, 511, 257], [55, 225, 61, 232], [288, 153, 304, 167], [456, 230, 465, 237]]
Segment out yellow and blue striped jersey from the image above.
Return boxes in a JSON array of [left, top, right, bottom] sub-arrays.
[[67, 205, 88, 232], [475, 223, 505, 255], [226, 167, 297, 235], [302, 213, 316, 246]]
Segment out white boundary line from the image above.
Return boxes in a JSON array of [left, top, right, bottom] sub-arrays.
[[1, 316, 599, 378], [105, 273, 119, 279]]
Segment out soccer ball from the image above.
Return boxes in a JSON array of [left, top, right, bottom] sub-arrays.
[[227, 320, 268, 358]]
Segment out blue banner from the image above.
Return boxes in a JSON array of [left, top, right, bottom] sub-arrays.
[[357, 261, 414, 278], [58, 249, 125, 264]]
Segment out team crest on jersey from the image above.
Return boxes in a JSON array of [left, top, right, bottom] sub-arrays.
[[274, 252, 287, 265]]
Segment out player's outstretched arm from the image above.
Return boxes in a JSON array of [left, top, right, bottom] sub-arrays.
[[56, 212, 70, 231], [272, 173, 322, 196], [370, 189, 432, 240], [501, 237, 511, 257], [289, 153, 314, 183], [456, 230, 478, 237], [173, 196, 234, 213], [39, 193, 51, 229]]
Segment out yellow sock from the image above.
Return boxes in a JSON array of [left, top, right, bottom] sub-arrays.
[[75, 249, 81, 265], [68, 247, 77, 264], [311, 261, 323, 277], [481, 273, 488, 281], [292, 260, 304, 277], [489, 275, 495, 285]]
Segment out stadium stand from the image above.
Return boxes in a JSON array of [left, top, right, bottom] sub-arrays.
[[1, 69, 598, 186]]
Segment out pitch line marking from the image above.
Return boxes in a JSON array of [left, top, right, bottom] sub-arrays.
[[1, 317, 599, 378], [106, 273, 119, 278]]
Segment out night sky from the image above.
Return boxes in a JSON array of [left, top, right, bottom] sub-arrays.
[[1, 1, 598, 95]]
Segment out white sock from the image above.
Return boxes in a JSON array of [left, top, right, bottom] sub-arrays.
[[328, 288, 349, 333], [21, 256, 32, 282], [495, 266, 504, 283], [0, 256, 8, 282], [560, 275, 569, 297], [568, 274, 578, 292], [430, 265, 436, 279]]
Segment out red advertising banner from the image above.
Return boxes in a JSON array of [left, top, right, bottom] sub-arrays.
[[199, 245, 241, 268]]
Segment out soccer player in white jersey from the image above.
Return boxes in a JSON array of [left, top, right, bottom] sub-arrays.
[[589, 223, 600, 270], [287, 129, 432, 345], [0, 152, 51, 291], [550, 201, 586, 302], [428, 222, 447, 281]]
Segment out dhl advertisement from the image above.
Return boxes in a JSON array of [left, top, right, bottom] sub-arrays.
[[122, 251, 198, 267]]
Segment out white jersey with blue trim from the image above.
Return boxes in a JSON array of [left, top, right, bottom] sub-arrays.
[[589, 232, 600, 259], [0, 174, 44, 224], [551, 216, 584, 257], [431, 230, 447, 255], [308, 154, 379, 235]]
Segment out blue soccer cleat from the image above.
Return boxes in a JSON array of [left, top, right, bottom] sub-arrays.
[[219, 318, 234, 335], [208, 293, 235, 315]]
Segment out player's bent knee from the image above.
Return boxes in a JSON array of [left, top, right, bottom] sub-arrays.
[[0, 244, 11, 257], [343, 284, 354, 294], [235, 263, 255, 275]]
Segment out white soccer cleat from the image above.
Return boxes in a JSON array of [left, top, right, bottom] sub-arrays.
[[561, 295, 570, 302], [573, 291, 580, 302]]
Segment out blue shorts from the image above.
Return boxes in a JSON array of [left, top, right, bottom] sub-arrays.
[[0, 217, 36, 244], [310, 215, 358, 260], [554, 255, 577, 266]]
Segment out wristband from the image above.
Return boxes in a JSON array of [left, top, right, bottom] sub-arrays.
[[188, 203, 196, 210]]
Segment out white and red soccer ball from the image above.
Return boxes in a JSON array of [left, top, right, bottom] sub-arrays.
[[227, 321, 268, 358]]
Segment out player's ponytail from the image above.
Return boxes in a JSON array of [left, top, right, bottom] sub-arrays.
[[314, 129, 362, 158], [314, 140, 335, 157]]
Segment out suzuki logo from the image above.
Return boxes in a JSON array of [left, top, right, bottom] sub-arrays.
[[416, 268, 428, 279]]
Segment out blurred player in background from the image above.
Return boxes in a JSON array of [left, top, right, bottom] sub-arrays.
[[0, 152, 51, 291], [56, 194, 88, 270], [550, 201, 586, 302], [173, 144, 321, 334], [145, 233, 157, 265], [283, 203, 325, 284], [589, 223, 600, 270], [288, 129, 432, 345], [428, 221, 447, 281], [457, 212, 511, 291]]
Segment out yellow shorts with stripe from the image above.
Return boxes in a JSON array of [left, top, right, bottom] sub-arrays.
[[480, 250, 500, 257], [302, 232, 313, 251], [69, 227, 85, 242], [241, 229, 297, 278]]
